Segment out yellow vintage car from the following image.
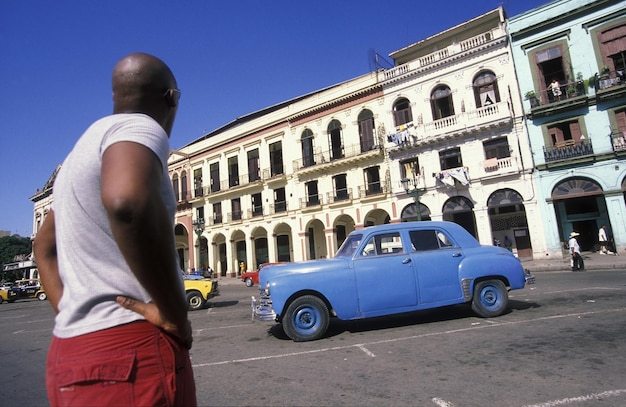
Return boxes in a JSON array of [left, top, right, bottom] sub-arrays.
[[0, 279, 46, 304], [183, 277, 219, 310]]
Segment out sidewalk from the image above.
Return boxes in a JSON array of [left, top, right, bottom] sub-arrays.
[[521, 250, 625, 273]]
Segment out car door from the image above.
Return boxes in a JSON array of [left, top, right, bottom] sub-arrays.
[[408, 228, 464, 304], [353, 231, 418, 314]]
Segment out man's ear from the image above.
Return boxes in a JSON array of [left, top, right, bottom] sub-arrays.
[[164, 89, 177, 108]]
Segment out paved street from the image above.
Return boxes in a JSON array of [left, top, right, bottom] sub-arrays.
[[1, 267, 625, 406]]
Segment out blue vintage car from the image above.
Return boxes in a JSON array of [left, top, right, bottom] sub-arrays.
[[252, 221, 535, 341]]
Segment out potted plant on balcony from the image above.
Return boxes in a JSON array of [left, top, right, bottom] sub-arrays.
[[567, 85, 577, 97], [525, 90, 538, 107], [601, 65, 611, 77]]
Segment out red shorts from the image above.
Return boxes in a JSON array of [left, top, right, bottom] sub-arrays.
[[46, 321, 196, 407]]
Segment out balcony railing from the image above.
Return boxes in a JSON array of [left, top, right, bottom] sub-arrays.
[[611, 131, 626, 152], [543, 140, 593, 162], [532, 80, 587, 106], [383, 27, 504, 81], [299, 195, 324, 209], [358, 181, 388, 198], [596, 69, 624, 91], [326, 188, 353, 204], [389, 102, 510, 149], [292, 142, 381, 171]]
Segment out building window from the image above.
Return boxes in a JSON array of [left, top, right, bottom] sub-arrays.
[[252, 193, 263, 217], [546, 120, 583, 148], [333, 174, 349, 201], [597, 23, 626, 74], [269, 141, 283, 176], [364, 166, 381, 195], [274, 187, 287, 213], [213, 202, 222, 224], [210, 162, 220, 193], [531, 44, 568, 103], [193, 168, 203, 198], [306, 181, 319, 206], [301, 129, 316, 167], [196, 207, 204, 223], [231, 198, 241, 221], [473, 70, 500, 107], [358, 109, 376, 152], [328, 120, 344, 160], [248, 149, 260, 182], [439, 147, 462, 170], [431, 86, 455, 120], [228, 156, 239, 187], [400, 157, 420, 179], [392, 97, 413, 127], [181, 171, 188, 201], [483, 137, 510, 159], [172, 174, 179, 201]]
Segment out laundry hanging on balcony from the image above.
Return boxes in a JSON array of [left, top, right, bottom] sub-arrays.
[[435, 168, 470, 186]]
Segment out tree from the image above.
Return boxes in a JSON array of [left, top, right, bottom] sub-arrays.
[[0, 235, 32, 265]]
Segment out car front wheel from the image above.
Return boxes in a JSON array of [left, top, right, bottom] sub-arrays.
[[186, 291, 206, 310], [37, 292, 47, 301], [282, 295, 329, 342], [471, 279, 508, 318], [244, 277, 253, 287]]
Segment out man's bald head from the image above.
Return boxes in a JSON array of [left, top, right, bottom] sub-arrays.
[[112, 53, 179, 136]]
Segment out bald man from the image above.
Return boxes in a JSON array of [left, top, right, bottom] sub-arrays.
[[34, 53, 196, 407]]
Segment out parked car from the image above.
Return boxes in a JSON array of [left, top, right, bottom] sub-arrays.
[[184, 277, 219, 310], [242, 262, 285, 287], [253, 221, 535, 342], [0, 279, 46, 304]]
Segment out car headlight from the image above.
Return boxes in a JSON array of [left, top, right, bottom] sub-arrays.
[[261, 282, 271, 296]]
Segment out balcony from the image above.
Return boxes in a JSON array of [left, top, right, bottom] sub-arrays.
[[594, 69, 626, 103], [293, 142, 383, 175], [612, 130, 626, 153], [526, 81, 588, 118], [299, 195, 323, 210], [480, 156, 519, 178], [543, 139, 593, 163], [326, 188, 353, 205], [358, 181, 388, 200], [388, 102, 511, 151], [383, 27, 506, 82]]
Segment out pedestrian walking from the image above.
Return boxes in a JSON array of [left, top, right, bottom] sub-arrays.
[[568, 231, 584, 271], [33, 53, 196, 407], [598, 225, 608, 254]]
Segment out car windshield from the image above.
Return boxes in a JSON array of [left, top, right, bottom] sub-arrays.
[[335, 233, 363, 257]]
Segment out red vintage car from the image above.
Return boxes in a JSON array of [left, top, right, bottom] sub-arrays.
[[242, 263, 285, 287]]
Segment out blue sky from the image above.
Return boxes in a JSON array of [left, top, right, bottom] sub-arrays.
[[0, 0, 549, 236]]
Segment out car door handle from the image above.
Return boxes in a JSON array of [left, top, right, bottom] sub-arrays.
[[402, 257, 412, 264], [452, 252, 462, 257]]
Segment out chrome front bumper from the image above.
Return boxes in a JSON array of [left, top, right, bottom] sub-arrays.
[[524, 269, 536, 285], [251, 296, 277, 322]]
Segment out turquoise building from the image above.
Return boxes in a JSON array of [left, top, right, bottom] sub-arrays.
[[509, 0, 626, 256]]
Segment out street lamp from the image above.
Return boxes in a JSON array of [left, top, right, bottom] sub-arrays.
[[401, 177, 426, 222], [192, 217, 205, 271]]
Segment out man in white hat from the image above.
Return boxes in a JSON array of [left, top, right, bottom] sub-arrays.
[[568, 231, 584, 271]]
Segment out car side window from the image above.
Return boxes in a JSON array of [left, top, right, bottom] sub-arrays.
[[361, 232, 403, 256], [410, 230, 454, 251]]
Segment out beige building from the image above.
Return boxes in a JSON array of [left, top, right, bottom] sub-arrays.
[[170, 7, 545, 277]]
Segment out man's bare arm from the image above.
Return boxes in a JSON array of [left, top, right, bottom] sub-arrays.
[[33, 210, 63, 314], [101, 141, 190, 345]]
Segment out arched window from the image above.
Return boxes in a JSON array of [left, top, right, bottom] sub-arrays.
[[473, 70, 500, 107], [328, 120, 344, 160], [358, 109, 375, 152], [301, 129, 315, 167], [172, 173, 180, 201], [181, 171, 188, 201], [431, 86, 455, 120], [392, 98, 413, 127]]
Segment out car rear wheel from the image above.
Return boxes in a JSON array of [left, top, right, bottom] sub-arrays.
[[186, 291, 206, 310], [37, 292, 47, 301], [244, 277, 253, 287], [282, 295, 329, 342], [471, 279, 508, 318]]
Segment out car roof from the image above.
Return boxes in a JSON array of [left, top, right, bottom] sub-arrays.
[[348, 221, 480, 247]]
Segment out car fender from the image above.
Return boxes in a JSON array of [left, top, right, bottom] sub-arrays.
[[458, 248, 526, 294]]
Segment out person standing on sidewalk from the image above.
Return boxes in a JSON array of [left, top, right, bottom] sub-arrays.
[[598, 225, 608, 254], [568, 231, 584, 271], [33, 53, 196, 407]]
